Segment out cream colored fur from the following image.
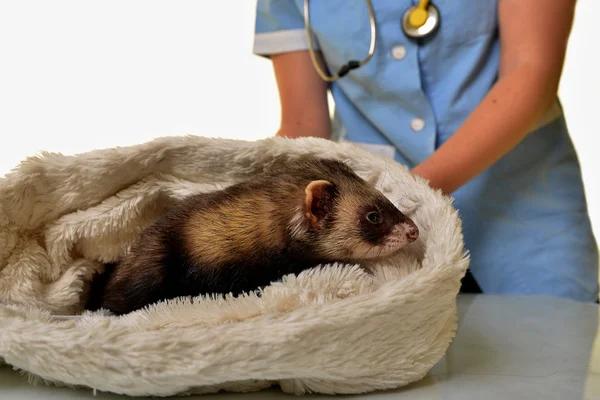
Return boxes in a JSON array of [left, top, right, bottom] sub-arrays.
[[0, 136, 469, 397]]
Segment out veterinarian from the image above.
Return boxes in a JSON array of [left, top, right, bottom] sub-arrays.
[[253, 0, 599, 302]]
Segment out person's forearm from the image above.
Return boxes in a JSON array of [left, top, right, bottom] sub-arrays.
[[411, 63, 560, 195], [411, 0, 574, 195], [271, 50, 332, 140]]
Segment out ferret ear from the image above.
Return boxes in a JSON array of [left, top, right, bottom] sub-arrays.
[[304, 180, 336, 227]]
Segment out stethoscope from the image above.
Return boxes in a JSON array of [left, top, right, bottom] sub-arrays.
[[304, 0, 440, 82]]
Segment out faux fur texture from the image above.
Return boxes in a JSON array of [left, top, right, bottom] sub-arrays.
[[0, 136, 469, 397]]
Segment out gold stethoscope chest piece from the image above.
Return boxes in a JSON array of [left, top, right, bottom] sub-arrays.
[[402, 0, 440, 39]]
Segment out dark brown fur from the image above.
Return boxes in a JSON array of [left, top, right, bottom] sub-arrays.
[[86, 156, 418, 315]]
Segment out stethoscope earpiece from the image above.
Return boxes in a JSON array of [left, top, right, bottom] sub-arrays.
[[402, 1, 440, 39]]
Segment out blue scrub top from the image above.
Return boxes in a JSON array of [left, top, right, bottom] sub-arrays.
[[253, 0, 599, 302]]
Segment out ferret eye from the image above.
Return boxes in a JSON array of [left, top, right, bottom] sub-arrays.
[[366, 211, 382, 224]]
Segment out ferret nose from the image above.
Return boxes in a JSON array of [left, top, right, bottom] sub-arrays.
[[404, 223, 419, 242]]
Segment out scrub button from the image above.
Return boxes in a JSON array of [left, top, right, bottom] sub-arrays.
[[411, 118, 425, 132], [391, 45, 407, 60]]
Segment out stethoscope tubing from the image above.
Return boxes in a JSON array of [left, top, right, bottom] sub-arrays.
[[303, 0, 377, 82], [303, 0, 439, 82]]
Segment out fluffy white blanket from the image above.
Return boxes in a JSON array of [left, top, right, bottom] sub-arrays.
[[0, 136, 469, 396]]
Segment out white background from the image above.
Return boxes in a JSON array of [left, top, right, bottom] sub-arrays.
[[0, 0, 598, 243]]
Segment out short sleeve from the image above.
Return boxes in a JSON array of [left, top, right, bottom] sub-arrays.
[[253, 0, 320, 57]]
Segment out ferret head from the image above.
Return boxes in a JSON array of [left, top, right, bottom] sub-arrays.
[[289, 158, 419, 262]]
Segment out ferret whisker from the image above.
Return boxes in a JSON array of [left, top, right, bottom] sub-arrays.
[[392, 194, 410, 208], [333, 237, 356, 260], [375, 243, 385, 263], [379, 159, 389, 191], [359, 243, 376, 261]]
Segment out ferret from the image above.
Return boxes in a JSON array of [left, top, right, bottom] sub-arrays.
[[86, 156, 419, 315]]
